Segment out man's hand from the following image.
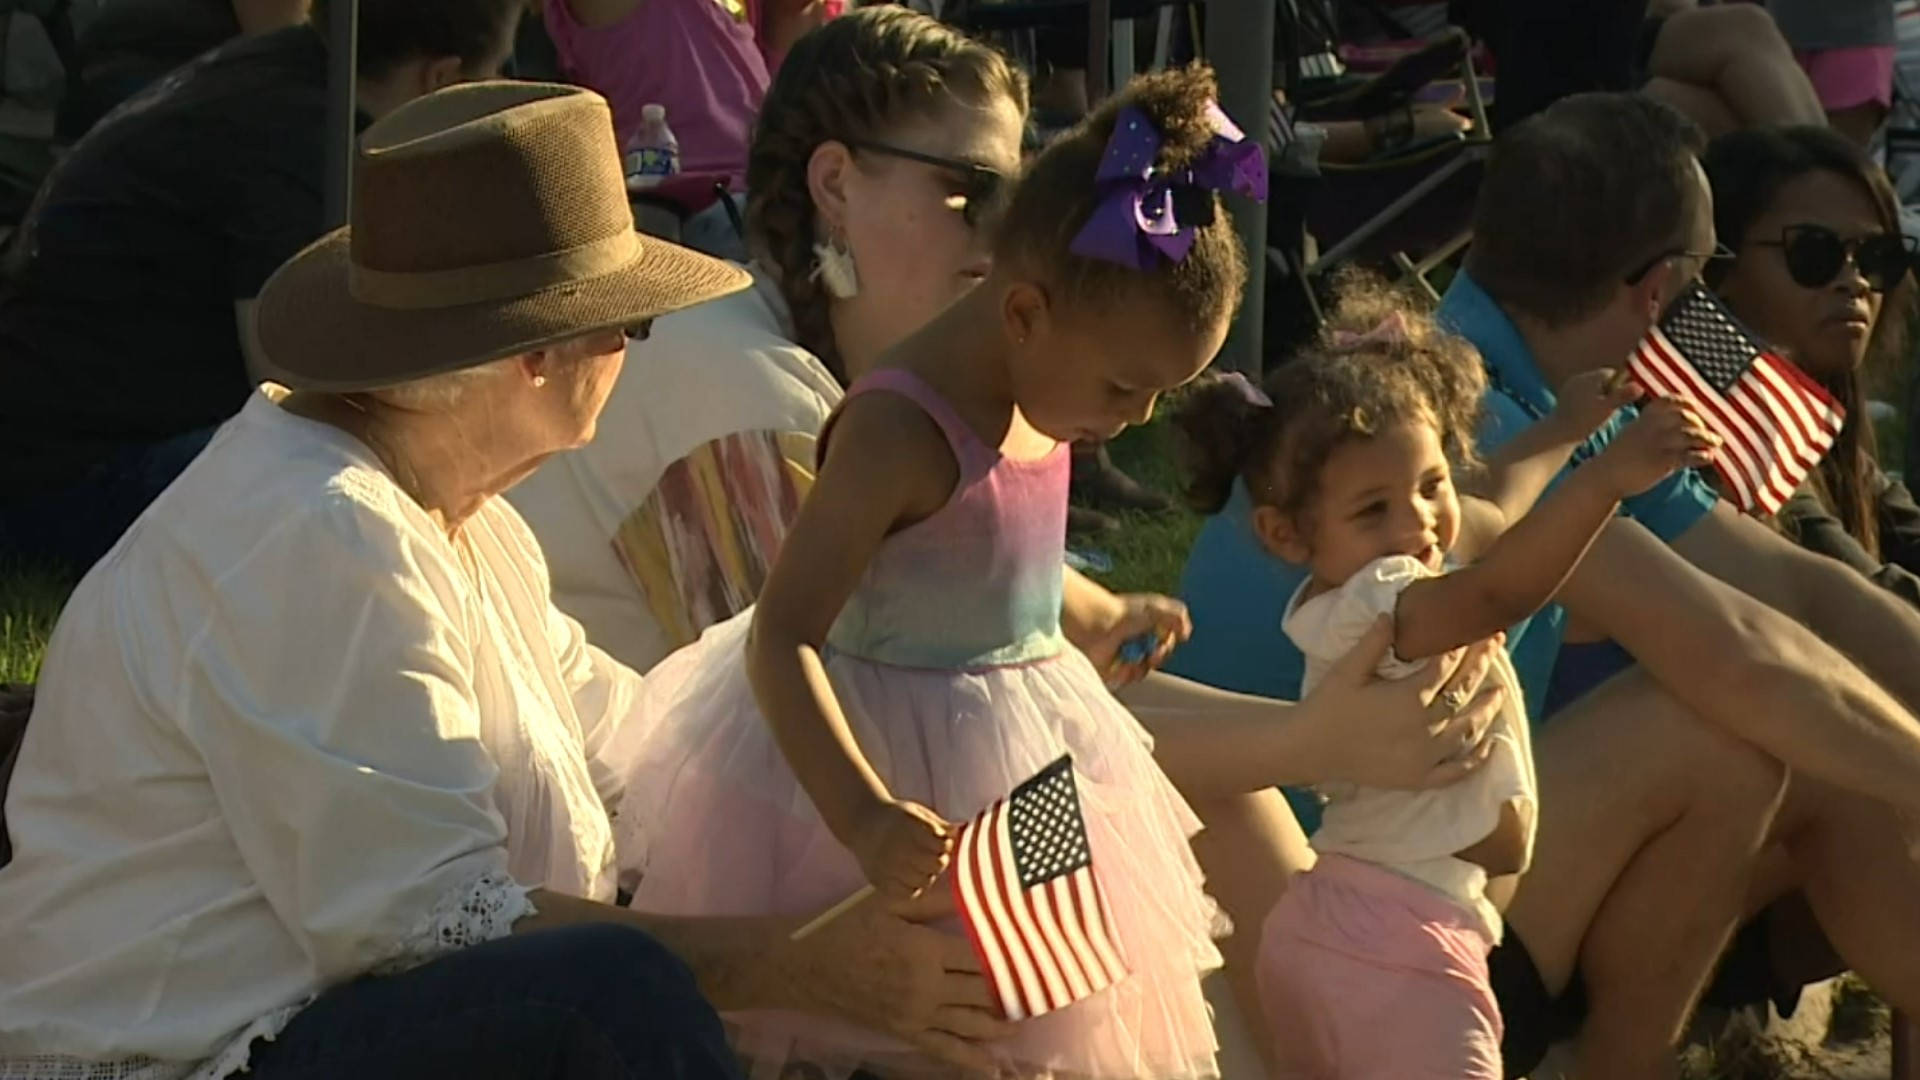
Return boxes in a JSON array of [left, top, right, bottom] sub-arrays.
[[798, 886, 1014, 1072], [1303, 618, 1502, 789]]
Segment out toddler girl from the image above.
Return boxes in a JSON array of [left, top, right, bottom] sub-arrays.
[[1173, 284, 1718, 1078], [616, 65, 1265, 1080]]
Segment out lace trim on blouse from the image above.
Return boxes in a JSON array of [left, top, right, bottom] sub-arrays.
[[0, 875, 535, 1080]]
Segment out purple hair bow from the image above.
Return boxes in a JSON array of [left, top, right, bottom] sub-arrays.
[[1069, 101, 1269, 271]]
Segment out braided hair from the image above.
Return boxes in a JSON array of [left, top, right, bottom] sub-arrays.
[[744, 8, 1026, 382]]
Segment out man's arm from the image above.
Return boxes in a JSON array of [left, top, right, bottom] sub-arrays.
[[1673, 501, 1920, 713], [1119, 623, 1503, 797], [519, 888, 1009, 1071], [1560, 514, 1920, 812]]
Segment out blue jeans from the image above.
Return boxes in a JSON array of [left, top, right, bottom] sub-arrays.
[[245, 924, 743, 1080], [0, 426, 217, 578]]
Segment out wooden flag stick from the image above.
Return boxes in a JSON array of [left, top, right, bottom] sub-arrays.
[[790, 884, 875, 941]]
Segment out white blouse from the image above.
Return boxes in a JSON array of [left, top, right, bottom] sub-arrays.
[[0, 393, 645, 1079], [1283, 555, 1537, 942]]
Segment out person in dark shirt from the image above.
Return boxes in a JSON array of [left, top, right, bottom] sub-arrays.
[[1706, 125, 1920, 605], [0, 0, 523, 577], [58, 0, 310, 140]]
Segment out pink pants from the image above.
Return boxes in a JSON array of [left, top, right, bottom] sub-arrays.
[[1257, 855, 1503, 1079]]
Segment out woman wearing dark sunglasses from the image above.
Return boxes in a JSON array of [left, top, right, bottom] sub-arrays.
[[1704, 124, 1920, 604]]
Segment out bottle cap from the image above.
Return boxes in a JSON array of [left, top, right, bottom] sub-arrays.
[[641, 103, 666, 123]]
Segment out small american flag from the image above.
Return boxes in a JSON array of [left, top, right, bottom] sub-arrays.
[[950, 755, 1128, 1021], [1627, 282, 1845, 516]]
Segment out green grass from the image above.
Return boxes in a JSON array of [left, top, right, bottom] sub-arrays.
[[0, 566, 67, 684], [1081, 419, 1204, 596]]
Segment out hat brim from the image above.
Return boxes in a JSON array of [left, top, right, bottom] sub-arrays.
[[255, 227, 753, 393]]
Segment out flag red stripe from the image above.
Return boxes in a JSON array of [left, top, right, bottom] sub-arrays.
[[1632, 337, 1766, 506], [1632, 334, 1801, 513], [1031, 876, 1093, 1002], [995, 811, 1070, 1012], [1718, 385, 1802, 512], [987, 802, 1052, 1018], [1637, 333, 1774, 484], [1047, 874, 1104, 998], [954, 816, 1018, 1019]]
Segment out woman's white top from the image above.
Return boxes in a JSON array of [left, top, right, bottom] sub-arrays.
[[0, 393, 645, 1079], [1283, 555, 1537, 942], [508, 271, 842, 674]]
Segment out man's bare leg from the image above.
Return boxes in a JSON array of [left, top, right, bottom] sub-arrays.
[[1503, 670, 1787, 1079], [1765, 777, 1920, 1013], [1189, 788, 1313, 1073]]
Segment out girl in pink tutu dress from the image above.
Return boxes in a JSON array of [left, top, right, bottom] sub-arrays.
[[615, 66, 1265, 1080]]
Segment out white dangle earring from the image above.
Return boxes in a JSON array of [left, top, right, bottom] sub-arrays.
[[811, 233, 861, 300]]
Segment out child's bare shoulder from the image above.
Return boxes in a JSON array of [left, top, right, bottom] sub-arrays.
[[824, 388, 962, 517]]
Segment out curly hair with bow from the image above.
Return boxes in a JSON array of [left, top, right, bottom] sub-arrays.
[[1172, 273, 1486, 523], [992, 65, 1251, 334]]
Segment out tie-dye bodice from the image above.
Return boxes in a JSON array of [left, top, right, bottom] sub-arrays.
[[824, 370, 1069, 670]]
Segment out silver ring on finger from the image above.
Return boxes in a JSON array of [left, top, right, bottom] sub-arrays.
[[1439, 687, 1469, 716]]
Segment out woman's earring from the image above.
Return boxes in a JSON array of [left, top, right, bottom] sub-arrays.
[[532, 375, 548, 388], [811, 234, 860, 300]]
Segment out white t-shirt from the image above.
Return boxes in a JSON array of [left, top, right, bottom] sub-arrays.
[[1283, 554, 1537, 941], [0, 393, 644, 1078], [508, 271, 843, 674]]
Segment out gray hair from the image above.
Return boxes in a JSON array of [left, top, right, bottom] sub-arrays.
[[368, 358, 512, 410]]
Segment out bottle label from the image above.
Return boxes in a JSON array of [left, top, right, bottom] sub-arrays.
[[630, 146, 679, 178]]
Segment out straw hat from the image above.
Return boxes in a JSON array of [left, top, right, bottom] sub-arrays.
[[256, 81, 750, 392]]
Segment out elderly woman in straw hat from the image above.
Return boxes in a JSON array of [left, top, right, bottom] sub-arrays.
[[0, 82, 1011, 1080]]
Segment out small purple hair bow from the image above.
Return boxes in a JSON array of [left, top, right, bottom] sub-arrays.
[[1070, 101, 1269, 270]]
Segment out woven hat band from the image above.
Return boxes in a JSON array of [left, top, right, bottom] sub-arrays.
[[347, 229, 640, 310]]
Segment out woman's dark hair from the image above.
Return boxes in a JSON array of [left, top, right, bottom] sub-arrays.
[[745, 8, 1027, 381], [993, 64, 1248, 336], [1172, 274, 1484, 525], [312, 0, 522, 78], [1703, 125, 1914, 559]]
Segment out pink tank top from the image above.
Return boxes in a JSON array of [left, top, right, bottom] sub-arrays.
[[544, 0, 769, 183], [820, 370, 1071, 671]]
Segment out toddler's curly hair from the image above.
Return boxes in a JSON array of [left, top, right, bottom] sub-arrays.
[[1172, 274, 1486, 524]]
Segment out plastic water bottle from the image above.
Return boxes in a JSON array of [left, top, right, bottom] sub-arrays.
[[624, 104, 680, 190]]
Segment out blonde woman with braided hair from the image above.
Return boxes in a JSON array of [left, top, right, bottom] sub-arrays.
[[513, 6, 1028, 675]]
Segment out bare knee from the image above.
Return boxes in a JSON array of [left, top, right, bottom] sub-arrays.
[[1657, 5, 1793, 74], [1667, 715, 1790, 828], [1693, 4, 1791, 55]]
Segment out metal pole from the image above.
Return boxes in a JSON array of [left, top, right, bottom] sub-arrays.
[[1206, 0, 1271, 374], [1088, 0, 1112, 103], [322, 0, 359, 229]]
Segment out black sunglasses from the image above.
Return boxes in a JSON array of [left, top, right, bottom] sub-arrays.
[[1750, 224, 1915, 293], [1623, 242, 1738, 286], [845, 139, 1006, 228]]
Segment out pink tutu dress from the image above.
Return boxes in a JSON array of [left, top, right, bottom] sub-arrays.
[[616, 369, 1224, 1080]]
